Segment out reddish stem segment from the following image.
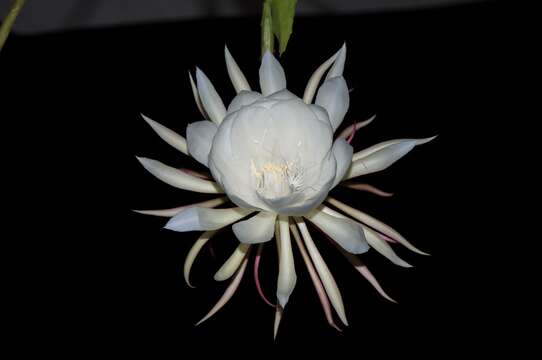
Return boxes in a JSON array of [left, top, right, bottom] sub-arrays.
[[337, 115, 376, 140], [316, 224, 397, 303], [346, 119, 357, 144], [378, 232, 398, 243], [290, 222, 342, 332], [341, 252, 397, 303], [254, 244, 276, 307], [207, 242, 217, 259], [195, 253, 250, 325]]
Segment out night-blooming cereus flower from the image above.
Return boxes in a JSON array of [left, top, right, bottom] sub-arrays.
[[135, 44, 435, 338]]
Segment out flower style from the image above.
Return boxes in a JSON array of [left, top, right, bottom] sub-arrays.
[[135, 44, 434, 337]]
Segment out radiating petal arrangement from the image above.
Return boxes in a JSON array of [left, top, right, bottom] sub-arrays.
[[135, 44, 435, 338]]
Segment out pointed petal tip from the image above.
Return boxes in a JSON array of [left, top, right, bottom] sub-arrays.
[[185, 273, 196, 288], [273, 305, 283, 341], [135, 156, 146, 164], [163, 215, 181, 231], [195, 67, 205, 81], [410, 246, 431, 256], [386, 296, 398, 304], [366, 114, 377, 123], [140, 113, 151, 123], [398, 260, 414, 268], [331, 323, 343, 332], [417, 135, 438, 145], [132, 209, 152, 216]]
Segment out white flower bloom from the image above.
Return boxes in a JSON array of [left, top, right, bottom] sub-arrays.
[[135, 44, 435, 338]]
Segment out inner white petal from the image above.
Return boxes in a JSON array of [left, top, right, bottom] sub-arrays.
[[232, 211, 277, 244], [186, 120, 217, 167], [331, 138, 354, 188]]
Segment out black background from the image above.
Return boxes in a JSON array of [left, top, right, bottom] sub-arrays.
[[3, 1, 522, 358]]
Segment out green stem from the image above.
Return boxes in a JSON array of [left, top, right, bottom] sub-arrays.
[[0, 0, 26, 52], [261, 0, 274, 57]]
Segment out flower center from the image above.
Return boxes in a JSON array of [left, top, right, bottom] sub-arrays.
[[251, 159, 304, 201]]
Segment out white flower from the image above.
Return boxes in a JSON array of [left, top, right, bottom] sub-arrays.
[[135, 44, 435, 338]]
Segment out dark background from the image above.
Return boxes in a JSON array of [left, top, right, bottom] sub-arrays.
[[3, 1, 522, 358]]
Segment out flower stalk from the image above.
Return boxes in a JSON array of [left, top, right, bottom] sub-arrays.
[[260, 0, 297, 56], [261, 0, 274, 56], [0, 0, 25, 52]]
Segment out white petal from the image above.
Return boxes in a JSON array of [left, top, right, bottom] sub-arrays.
[[264, 98, 333, 162], [363, 226, 412, 268], [326, 196, 429, 255], [352, 136, 436, 162], [315, 76, 349, 132], [214, 243, 251, 281], [303, 44, 345, 104], [326, 43, 346, 80], [136, 157, 223, 193], [188, 71, 208, 119], [195, 254, 249, 326], [186, 120, 217, 167], [319, 204, 347, 219], [295, 217, 349, 326], [232, 211, 277, 244], [331, 138, 354, 188], [305, 207, 369, 254], [164, 206, 254, 232], [196, 68, 227, 125], [141, 114, 188, 155], [346, 137, 436, 179], [309, 104, 332, 126], [276, 215, 296, 308], [224, 45, 251, 93], [259, 51, 286, 96], [184, 230, 216, 288], [133, 197, 228, 217], [267, 89, 297, 101], [227, 90, 262, 114]]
